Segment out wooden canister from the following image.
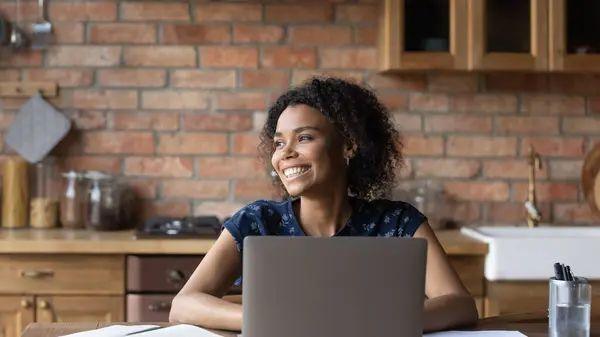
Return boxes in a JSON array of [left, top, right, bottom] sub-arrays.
[[2, 157, 29, 228]]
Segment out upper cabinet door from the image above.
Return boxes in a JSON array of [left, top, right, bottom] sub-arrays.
[[468, 0, 549, 71], [549, 0, 600, 72], [378, 0, 469, 72]]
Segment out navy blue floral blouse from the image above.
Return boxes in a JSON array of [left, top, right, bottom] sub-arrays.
[[222, 197, 427, 286]]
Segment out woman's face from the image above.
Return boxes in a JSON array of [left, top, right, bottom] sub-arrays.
[[271, 104, 347, 197]]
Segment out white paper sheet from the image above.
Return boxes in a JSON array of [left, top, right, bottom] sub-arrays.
[[425, 330, 528, 337], [60, 324, 222, 337]]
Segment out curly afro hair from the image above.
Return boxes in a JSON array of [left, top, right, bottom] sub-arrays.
[[258, 75, 404, 201]]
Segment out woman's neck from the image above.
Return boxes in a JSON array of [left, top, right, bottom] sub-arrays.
[[294, 192, 353, 237]]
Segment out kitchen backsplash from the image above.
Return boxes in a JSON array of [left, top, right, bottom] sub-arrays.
[[0, 0, 597, 226]]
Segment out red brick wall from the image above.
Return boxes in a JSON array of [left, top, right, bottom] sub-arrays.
[[0, 1, 596, 226]]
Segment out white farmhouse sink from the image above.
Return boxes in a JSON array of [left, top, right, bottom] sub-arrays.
[[460, 226, 600, 281]]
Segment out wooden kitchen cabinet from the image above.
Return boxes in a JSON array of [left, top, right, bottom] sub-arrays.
[[0, 255, 125, 337], [378, 0, 600, 72]]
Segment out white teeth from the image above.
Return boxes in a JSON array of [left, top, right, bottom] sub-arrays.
[[283, 166, 309, 178]]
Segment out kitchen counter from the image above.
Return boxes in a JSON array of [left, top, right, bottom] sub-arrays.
[[0, 228, 487, 255]]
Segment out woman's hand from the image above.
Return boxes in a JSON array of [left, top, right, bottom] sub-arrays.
[[414, 222, 480, 332]]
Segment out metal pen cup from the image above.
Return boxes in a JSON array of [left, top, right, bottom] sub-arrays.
[[548, 276, 592, 337]]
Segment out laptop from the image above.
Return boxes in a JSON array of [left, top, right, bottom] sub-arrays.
[[241, 236, 428, 337]]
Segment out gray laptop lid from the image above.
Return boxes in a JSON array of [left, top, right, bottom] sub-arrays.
[[241, 236, 427, 337]]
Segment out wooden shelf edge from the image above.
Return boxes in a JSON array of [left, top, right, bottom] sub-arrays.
[[0, 81, 58, 98]]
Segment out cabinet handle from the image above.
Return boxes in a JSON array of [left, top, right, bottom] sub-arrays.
[[166, 269, 185, 283], [148, 302, 171, 312], [38, 300, 56, 322], [20, 270, 54, 279], [39, 300, 50, 309], [21, 299, 32, 308]]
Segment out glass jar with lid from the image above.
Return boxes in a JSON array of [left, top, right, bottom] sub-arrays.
[[60, 171, 85, 229], [83, 171, 121, 231], [29, 157, 60, 229]]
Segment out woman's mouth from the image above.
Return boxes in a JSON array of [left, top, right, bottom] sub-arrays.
[[282, 166, 311, 180]]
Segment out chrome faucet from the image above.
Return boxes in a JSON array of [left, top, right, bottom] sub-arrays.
[[525, 145, 542, 228]]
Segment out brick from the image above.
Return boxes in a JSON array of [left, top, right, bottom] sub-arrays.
[[292, 70, 364, 85], [409, 93, 449, 112], [265, 4, 334, 23], [197, 157, 266, 179], [97, 70, 166, 88], [335, 5, 378, 23], [240, 70, 290, 89], [68, 111, 107, 130], [194, 3, 262, 22], [520, 137, 587, 158], [366, 73, 427, 91], [445, 202, 482, 223], [143, 201, 191, 218], [171, 70, 236, 89], [424, 115, 492, 134], [215, 93, 267, 111], [49, 2, 117, 21], [161, 180, 230, 199], [0, 2, 38, 21], [549, 74, 600, 95], [142, 91, 209, 110], [48, 47, 121, 66], [589, 98, 600, 114], [414, 159, 480, 178], [444, 182, 509, 201], [553, 203, 596, 224], [496, 117, 559, 135], [232, 133, 261, 155], [182, 113, 253, 132], [393, 114, 422, 132], [194, 202, 246, 221], [262, 46, 317, 69], [111, 112, 179, 131], [378, 93, 408, 111], [121, 2, 190, 21], [157, 133, 228, 155], [0, 70, 19, 81], [124, 47, 196, 67], [84, 132, 154, 154], [253, 112, 267, 131], [58, 156, 122, 175], [354, 26, 377, 45], [162, 24, 231, 44], [72, 90, 138, 109], [487, 202, 551, 223], [452, 94, 518, 113], [428, 74, 479, 93], [0, 51, 42, 67], [513, 182, 579, 202], [483, 159, 548, 179], [562, 117, 600, 134], [289, 26, 352, 45], [201, 47, 258, 68], [549, 160, 583, 179], [483, 73, 548, 92], [125, 157, 193, 177], [521, 95, 586, 115], [402, 135, 444, 155], [234, 25, 284, 43], [319, 47, 377, 69], [234, 180, 279, 200], [90, 23, 156, 44], [22, 69, 93, 87], [52, 23, 85, 43], [446, 136, 517, 157]]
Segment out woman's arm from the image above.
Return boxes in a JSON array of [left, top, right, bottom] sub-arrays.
[[169, 230, 244, 331], [414, 221, 479, 333]]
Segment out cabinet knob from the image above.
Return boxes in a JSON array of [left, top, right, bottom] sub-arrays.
[[39, 300, 50, 309], [21, 299, 32, 308]]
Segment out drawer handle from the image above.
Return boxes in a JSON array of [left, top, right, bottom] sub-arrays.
[[167, 269, 185, 283], [20, 270, 54, 279], [148, 302, 171, 312]]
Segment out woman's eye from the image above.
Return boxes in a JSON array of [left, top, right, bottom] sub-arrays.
[[298, 135, 312, 142], [274, 140, 284, 148]]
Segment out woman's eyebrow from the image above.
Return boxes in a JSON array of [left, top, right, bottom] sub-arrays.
[[274, 126, 320, 137]]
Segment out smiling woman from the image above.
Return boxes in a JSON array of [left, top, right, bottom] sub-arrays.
[[168, 76, 479, 333]]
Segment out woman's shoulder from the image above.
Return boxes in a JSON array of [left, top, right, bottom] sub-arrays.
[[355, 198, 428, 237]]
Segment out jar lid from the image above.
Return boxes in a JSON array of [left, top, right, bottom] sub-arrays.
[[84, 170, 112, 181]]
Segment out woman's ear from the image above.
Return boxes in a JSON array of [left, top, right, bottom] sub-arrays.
[[343, 140, 357, 160]]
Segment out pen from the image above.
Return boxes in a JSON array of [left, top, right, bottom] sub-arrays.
[[126, 327, 165, 335], [554, 262, 565, 280]]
